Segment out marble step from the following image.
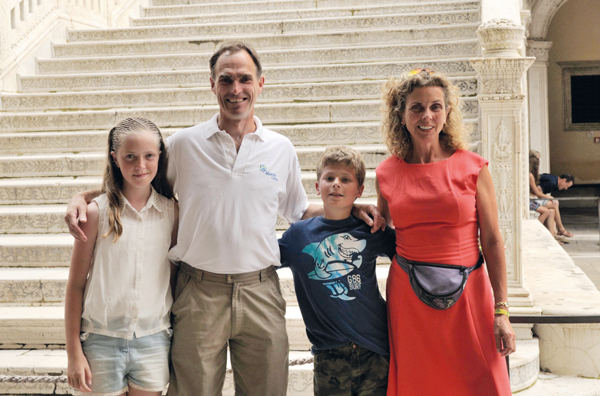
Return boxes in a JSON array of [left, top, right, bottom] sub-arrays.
[[0, 234, 73, 268], [37, 40, 479, 74], [66, 11, 480, 43], [0, 305, 311, 350], [146, 0, 467, 17], [0, 99, 480, 133], [57, 25, 479, 60], [0, 169, 384, 205], [0, 349, 315, 395], [135, 2, 479, 26], [0, 177, 101, 205], [3, 77, 478, 112], [0, 342, 544, 395], [0, 205, 68, 235], [0, 265, 391, 305], [0, 145, 388, 179], [19, 59, 477, 93], [0, 120, 478, 156]]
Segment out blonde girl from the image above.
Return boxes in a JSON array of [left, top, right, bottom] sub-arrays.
[[65, 117, 179, 396]]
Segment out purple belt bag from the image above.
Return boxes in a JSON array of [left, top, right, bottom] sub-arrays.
[[396, 254, 484, 310]]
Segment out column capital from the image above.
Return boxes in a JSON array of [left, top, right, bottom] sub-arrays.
[[526, 40, 553, 62], [470, 57, 535, 101], [476, 19, 526, 58]]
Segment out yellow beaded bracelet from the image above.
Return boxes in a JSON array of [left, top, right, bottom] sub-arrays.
[[494, 308, 509, 317]]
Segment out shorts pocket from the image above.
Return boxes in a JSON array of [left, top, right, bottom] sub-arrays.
[[79, 332, 90, 345]]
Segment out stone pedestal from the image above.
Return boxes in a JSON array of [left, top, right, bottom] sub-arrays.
[[470, 19, 541, 338], [527, 40, 553, 174]]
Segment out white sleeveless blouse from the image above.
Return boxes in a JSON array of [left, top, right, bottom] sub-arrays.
[[81, 188, 175, 340]]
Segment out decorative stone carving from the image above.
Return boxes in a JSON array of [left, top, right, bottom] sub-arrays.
[[22, 60, 476, 92], [476, 18, 526, 58], [41, 41, 478, 74], [137, 2, 479, 26], [470, 58, 535, 100], [526, 40, 552, 63]]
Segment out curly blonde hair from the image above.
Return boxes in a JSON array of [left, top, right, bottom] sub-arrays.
[[381, 70, 469, 159]]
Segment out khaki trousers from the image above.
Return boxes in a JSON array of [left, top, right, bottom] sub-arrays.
[[167, 262, 289, 396]]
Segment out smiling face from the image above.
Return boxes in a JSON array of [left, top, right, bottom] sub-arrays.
[[111, 131, 161, 194], [402, 86, 449, 146], [210, 50, 264, 127], [316, 164, 364, 219]]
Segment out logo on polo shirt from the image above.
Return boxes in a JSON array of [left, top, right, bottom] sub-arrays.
[[259, 164, 278, 181]]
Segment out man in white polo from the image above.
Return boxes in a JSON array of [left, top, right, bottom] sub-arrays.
[[65, 41, 381, 395]]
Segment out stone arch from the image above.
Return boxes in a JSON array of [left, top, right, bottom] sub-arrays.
[[529, 0, 570, 40]]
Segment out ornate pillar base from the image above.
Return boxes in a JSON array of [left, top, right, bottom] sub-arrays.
[[471, 19, 539, 339]]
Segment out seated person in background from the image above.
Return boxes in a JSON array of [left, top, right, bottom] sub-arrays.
[[529, 152, 573, 241], [278, 146, 395, 396], [539, 173, 575, 195]]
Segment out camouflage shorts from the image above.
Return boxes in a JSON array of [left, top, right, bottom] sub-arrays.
[[313, 343, 389, 396]]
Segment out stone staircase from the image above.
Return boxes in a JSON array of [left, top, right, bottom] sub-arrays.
[[0, 0, 542, 394]]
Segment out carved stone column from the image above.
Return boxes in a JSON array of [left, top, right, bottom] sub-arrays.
[[527, 41, 553, 174], [470, 19, 541, 338]]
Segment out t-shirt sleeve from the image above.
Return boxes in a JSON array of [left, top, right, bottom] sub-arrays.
[[375, 227, 397, 260], [278, 149, 309, 223], [278, 227, 293, 268]]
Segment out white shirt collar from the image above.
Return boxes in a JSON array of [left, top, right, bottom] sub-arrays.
[[120, 186, 163, 214], [205, 113, 268, 142]]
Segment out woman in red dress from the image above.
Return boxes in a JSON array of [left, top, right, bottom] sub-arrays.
[[376, 69, 516, 395]]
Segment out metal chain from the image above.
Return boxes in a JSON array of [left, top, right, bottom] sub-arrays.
[[0, 357, 314, 384]]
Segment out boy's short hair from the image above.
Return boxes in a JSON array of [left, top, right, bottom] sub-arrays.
[[316, 146, 366, 187], [560, 173, 575, 184]]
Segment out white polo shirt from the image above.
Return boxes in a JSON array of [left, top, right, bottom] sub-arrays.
[[166, 114, 309, 274]]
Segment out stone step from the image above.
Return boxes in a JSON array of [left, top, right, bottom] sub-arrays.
[[135, 2, 479, 26], [0, 268, 68, 305], [0, 343, 547, 395], [0, 170, 382, 205], [66, 11, 479, 43], [0, 234, 73, 268], [0, 99, 479, 133], [0, 349, 315, 395], [0, 205, 68, 235], [20, 59, 477, 93], [57, 24, 479, 59], [0, 264, 390, 305], [0, 305, 311, 350], [3, 77, 478, 112], [146, 0, 466, 17], [0, 119, 478, 156], [0, 145, 388, 179], [0, 177, 100, 205], [37, 40, 478, 74]]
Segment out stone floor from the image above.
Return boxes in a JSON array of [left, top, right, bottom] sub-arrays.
[[561, 208, 600, 290], [516, 372, 600, 395]]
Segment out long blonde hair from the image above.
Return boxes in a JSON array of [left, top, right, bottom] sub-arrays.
[[102, 117, 175, 242], [381, 69, 469, 159]]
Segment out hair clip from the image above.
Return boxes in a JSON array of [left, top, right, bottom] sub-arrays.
[[408, 68, 434, 76]]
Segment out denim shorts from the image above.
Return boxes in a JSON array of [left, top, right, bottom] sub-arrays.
[[79, 329, 172, 396]]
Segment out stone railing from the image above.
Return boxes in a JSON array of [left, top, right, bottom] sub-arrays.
[[0, 0, 148, 92]]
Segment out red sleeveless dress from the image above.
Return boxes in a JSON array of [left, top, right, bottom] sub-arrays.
[[376, 149, 511, 396]]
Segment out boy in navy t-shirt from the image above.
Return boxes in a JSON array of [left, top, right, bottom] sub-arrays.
[[279, 146, 395, 395]]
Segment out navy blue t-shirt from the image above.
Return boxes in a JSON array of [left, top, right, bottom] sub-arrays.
[[539, 173, 558, 194], [279, 215, 396, 357]]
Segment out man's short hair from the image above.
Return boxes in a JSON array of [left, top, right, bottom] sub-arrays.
[[316, 146, 366, 187], [209, 41, 262, 79], [560, 173, 575, 184]]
